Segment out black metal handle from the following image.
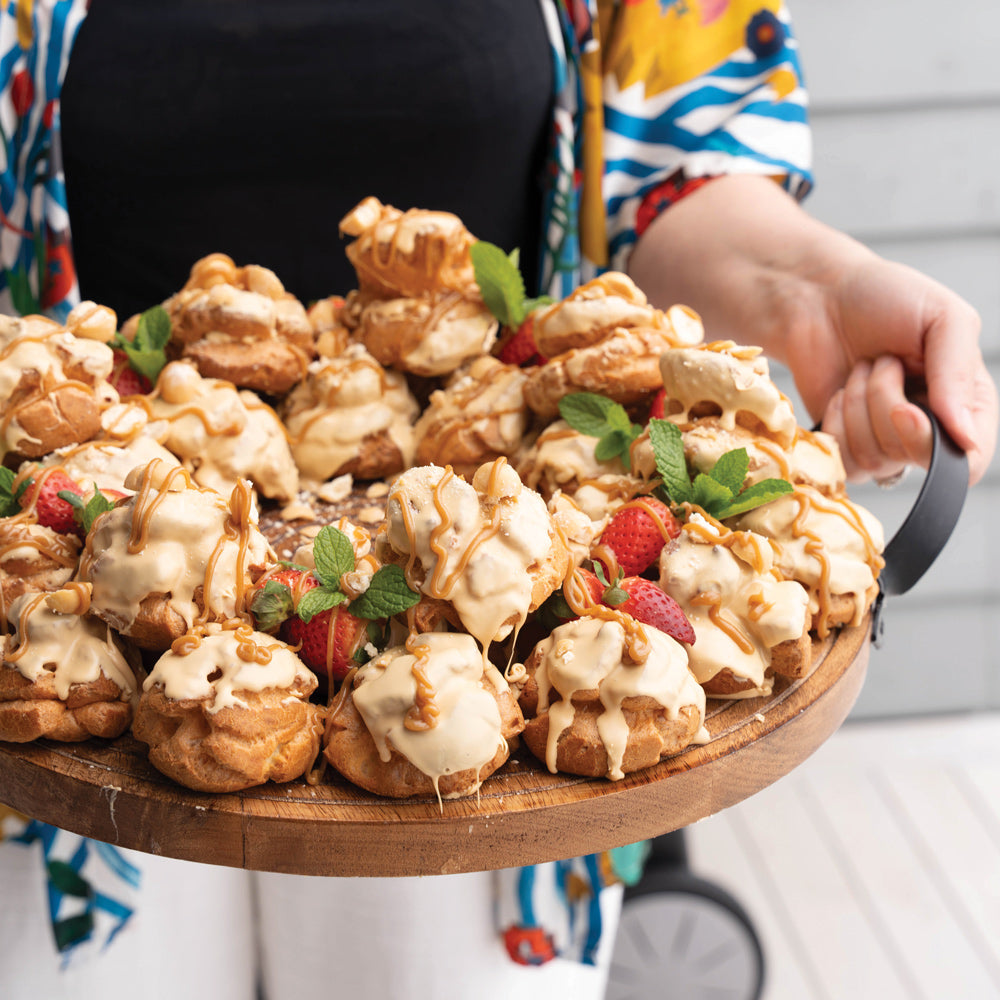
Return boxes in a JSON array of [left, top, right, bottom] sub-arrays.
[[870, 404, 969, 644]]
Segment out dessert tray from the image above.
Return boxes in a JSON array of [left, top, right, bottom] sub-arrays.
[[0, 404, 964, 876], [0, 620, 868, 876]]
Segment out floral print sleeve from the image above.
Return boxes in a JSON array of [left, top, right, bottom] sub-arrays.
[[537, 0, 813, 296], [0, 0, 87, 321]]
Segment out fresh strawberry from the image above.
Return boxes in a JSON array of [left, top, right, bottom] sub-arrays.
[[649, 387, 666, 420], [109, 348, 153, 397], [18, 469, 84, 536], [611, 576, 696, 646], [285, 605, 368, 683], [497, 315, 547, 367], [250, 525, 420, 684], [597, 496, 681, 578]]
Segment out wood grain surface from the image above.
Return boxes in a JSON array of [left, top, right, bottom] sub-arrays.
[[0, 621, 870, 877]]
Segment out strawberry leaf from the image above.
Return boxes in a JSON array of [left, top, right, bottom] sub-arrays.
[[348, 565, 421, 620], [296, 586, 346, 625], [312, 525, 355, 589], [470, 240, 528, 329], [559, 393, 642, 471], [648, 418, 692, 504], [251, 580, 297, 632]]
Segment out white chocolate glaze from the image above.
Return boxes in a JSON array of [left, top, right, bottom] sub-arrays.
[[5, 588, 136, 699], [350, 631, 510, 798], [80, 461, 272, 636], [529, 616, 706, 780], [382, 460, 554, 646], [659, 342, 799, 447], [282, 344, 418, 481], [143, 621, 315, 714], [734, 485, 885, 631], [150, 362, 299, 502], [659, 515, 810, 696]]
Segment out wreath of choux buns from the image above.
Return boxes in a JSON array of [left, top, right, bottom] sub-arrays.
[[0, 196, 885, 799]]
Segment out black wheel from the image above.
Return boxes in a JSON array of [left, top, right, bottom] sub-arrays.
[[605, 866, 766, 1000]]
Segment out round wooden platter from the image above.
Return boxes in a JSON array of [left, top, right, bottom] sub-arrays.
[[0, 620, 870, 877]]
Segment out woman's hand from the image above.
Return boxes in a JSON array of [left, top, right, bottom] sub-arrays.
[[628, 175, 998, 484]]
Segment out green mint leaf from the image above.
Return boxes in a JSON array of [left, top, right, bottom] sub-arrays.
[[296, 586, 346, 625], [311, 525, 355, 588], [135, 304, 172, 351], [0, 467, 20, 517], [470, 240, 527, 329], [714, 478, 795, 520], [111, 305, 171, 383], [594, 430, 629, 464], [648, 418, 692, 503], [58, 486, 115, 535], [559, 392, 621, 438], [250, 579, 297, 632], [690, 473, 733, 515], [709, 448, 749, 495], [348, 564, 421, 620]]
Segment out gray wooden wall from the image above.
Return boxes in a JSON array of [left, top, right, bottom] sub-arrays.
[[779, 3, 1000, 717]]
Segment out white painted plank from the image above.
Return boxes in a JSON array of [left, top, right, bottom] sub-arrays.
[[805, 106, 1000, 238], [875, 763, 1000, 975], [686, 812, 821, 1000], [731, 777, 914, 997], [792, 0, 1000, 108]]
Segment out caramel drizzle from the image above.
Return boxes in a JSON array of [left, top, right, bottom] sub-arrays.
[[170, 619, 278, 664], [746, 590, 775, 622], [403, 635, 441, 732], [358, 208, 468, 289], [689, 590, 756, 654], [561, 563, 651, 665], [5, 591, 50, 663]]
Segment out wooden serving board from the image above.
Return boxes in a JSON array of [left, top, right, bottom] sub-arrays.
[[0, 621, 869, 877]]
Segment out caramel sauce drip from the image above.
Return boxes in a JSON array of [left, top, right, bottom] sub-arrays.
[[290, 353, 392, 444], [746, 590, 775, 622], [127, 463, 197, 554], [748, 436, 792, 480], [403, 633, 441, 731], [681, 517, 772, 577], [365, 209, 468, 288], [0, 325, 61, 362], [5, 592, 49, 663], [787, 488, 884, 638], [690, 590, 756, 654], [219, 479, 257, 625], [561, 564, 651, 664]]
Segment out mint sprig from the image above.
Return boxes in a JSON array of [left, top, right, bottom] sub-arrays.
[[111, 304, 172, 384], [296, 525, 420, 625], [559, 392, 643, 471], [0, 467, 29, 518], [648, 418, 793, 519], [59, 485, 116, 535], [470, 240, 551, 329]]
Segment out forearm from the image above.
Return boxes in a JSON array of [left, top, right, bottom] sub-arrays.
[[627, 174, 872, 367]]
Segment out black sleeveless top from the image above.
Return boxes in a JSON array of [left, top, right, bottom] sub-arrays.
[[60, 1, 553, 319]]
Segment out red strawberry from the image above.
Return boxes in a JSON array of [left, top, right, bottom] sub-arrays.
[[497, 316, 547, 367], [18, 469, 84, 536], [598, 496, 680, 578], [285, 605, 368, 683], [649, 388, 666, 420], [613, 576, 696, 646], [110, 348, 152, 397]]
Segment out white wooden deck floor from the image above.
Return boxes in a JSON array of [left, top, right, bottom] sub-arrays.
[[683, 711, 1000, 1000]]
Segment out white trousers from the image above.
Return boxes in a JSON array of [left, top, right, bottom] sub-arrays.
[[0, 842, 621, 1000]]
